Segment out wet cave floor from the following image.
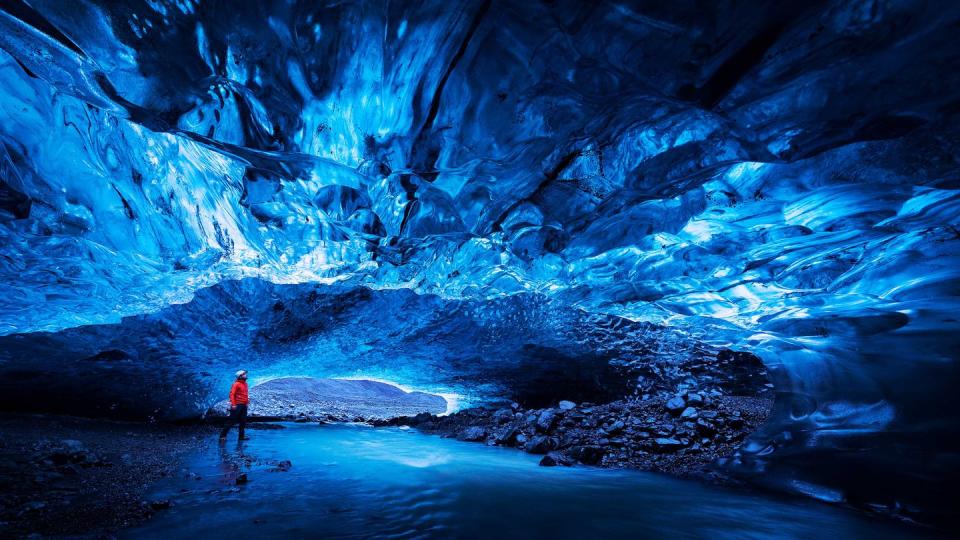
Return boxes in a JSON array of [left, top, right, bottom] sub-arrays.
[[0, 415, 945, 539]]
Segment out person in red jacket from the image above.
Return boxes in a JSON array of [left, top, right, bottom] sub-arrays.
[[219, 370, 250, 441]]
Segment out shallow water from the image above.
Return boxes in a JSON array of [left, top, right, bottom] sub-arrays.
[[127, 424, 934, 539]]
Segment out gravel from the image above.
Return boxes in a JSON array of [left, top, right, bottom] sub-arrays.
[[0, 414, 217, 538]]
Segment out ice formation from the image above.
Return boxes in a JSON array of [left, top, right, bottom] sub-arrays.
[[0, 0, 958, 521]]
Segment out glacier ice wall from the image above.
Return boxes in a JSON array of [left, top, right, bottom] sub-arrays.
[[0, 279, 688, 418], [1, 0, 959, 524]]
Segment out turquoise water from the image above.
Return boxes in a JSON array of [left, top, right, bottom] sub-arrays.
[[126, 424, 934, 539]]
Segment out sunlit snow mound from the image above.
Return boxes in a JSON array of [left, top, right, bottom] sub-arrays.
[[209, 377, 447, 421]]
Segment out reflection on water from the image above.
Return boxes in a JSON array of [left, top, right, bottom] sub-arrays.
[[126, 424, 937, 539]]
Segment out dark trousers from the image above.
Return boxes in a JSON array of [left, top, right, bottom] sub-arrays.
[[220, 404, 247, 439]]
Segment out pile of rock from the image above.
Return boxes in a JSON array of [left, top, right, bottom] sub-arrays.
[[378, 392, 771, 477], [32, 438, 112, 472]]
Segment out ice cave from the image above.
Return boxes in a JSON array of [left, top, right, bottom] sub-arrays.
[[0, 0, 958, 537]]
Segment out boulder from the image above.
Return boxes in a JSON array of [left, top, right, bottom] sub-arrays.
[[569, 445, 605, 465], [605, 420, 625, 434], [458, 426, 487, 442], [536, 409, 559, 432], [492, 408, 514, 424], [494, 426, 518, 446], [651, 437, 686, 452], [525, 435, 556, 454], [695, 418, 716, 435], [539, 451, 574, 467], [665, 396, 686, 415]]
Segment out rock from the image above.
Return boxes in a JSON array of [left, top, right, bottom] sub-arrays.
[[558, 400, 576, 410], [539, 451, 573, 467], [61, 439, 84, 451], [399, 394, 770, 476], [525, 435, 555, 454], [58, 464, 82, 476], [536, 409, 559, 432], [665, 396, 686, 415], [605, 420, 625, 434], [148, 500, 172, 510], [494, 426, 518, 446], [269, 460, 292, 472], [559, 431, 579, 447], [652, 438, 686, 452], [492, 409, 514, 424], [458, 426, 487, 442], [569, 445, 605, 465], [695, 419, 716, 435], [411, 412, 434, 425]]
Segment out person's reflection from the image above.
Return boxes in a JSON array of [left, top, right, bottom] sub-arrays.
[[217, 437, 248, 486]]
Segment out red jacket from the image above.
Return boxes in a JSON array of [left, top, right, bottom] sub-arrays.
[[229, 380, 249, 406]]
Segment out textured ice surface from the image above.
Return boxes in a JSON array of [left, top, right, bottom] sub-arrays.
[[0, 0, 959, 523]]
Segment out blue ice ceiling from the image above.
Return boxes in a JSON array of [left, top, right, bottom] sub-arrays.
[[1, 0, 956, 337], [0, 0, 959, 519]]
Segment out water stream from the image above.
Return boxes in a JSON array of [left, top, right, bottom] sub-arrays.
[[126, 424, 936, 539]]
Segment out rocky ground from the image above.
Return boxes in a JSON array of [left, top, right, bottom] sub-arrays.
[[376, 348, 774, 478], [0, 414, 221, 538], [0, 347, 774, 536], [377, 392, 773, 478]]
